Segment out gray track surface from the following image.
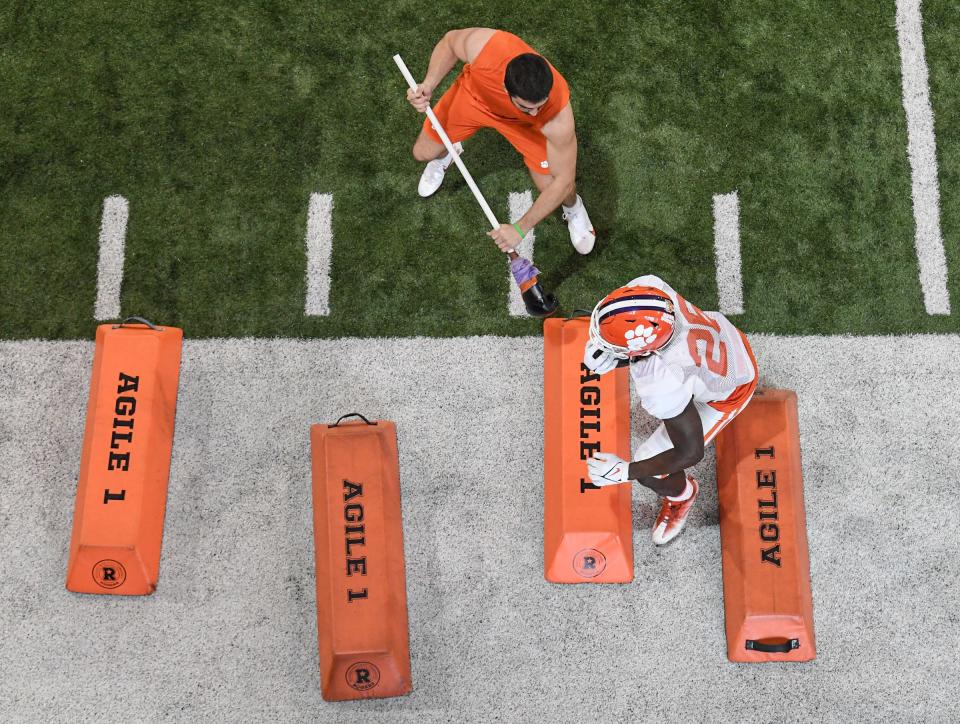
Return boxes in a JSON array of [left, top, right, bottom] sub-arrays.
[[1, 335, 958, 723]]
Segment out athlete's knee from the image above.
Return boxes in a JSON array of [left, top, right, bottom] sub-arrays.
[[412, 137, 443, 162], [412, 142, 432, 162]]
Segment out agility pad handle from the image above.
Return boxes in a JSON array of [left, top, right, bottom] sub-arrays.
[[113, 316, 162, 331], [331, 413, 377, 427], [310, 419, 412, 700], [65, 321, 183, 595], [746, 638, 800, 653], [715, 388, 816, 662], [543, 317, 633, 583]]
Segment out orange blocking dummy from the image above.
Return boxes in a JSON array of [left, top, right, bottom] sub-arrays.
[[543, 316, 633, 583], [715, 388, 816, 662], [66, 318, 183, 595], [310, 415, 412, 701]]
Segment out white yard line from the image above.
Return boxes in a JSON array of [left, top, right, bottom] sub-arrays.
[[896, 0, 951, 315], [712, 191, 744, 315], [93, 196, 129, 321], [508, 190, 537, 317], [304, 193, 333, 316]]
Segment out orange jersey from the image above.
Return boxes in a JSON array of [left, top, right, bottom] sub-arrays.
[[423, 31, 571, 174], [460, 31, 570, 129]]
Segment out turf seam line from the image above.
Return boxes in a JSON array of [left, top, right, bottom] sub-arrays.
[[93, 195, 129, 321], [712, 191, 744, 315], [896, 0, 951, 315], [304, 192, 333, 316], [508, 190, 536, 318]]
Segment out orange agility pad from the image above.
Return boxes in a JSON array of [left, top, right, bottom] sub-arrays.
[[543, 317, 633, 583], [66, 318, 183, 595], [310, 415, 412, 701], [715, 388, 816, 662]]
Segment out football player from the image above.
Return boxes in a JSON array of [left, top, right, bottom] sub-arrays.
[[583, 275, 759, 545], [405, 27, 596, 255]]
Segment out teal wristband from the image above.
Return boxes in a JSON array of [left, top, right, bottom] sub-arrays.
[[512, 222, 526, 238]]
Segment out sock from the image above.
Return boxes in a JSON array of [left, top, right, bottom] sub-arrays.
[[562, 194, 582, 213], [666, 478, 693, 502], [441, 142, 462, 168]]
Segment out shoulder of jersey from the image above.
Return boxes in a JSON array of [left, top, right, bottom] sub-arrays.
[[629, 350, 684, 386]]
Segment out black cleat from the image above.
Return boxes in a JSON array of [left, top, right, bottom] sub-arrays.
[[522, 283, 559, 318]]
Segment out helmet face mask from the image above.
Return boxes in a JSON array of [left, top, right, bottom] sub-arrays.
[[588, 286, 677, 360]]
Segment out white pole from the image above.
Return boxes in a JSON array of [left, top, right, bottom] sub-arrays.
[[393, 54, 501, 231]]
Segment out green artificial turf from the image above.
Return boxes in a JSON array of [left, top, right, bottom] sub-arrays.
[[0, 0, 956, 339]]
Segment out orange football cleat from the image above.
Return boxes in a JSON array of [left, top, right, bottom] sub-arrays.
[[651, 474, 699, 545]]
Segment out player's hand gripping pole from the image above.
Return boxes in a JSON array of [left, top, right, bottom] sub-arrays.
[[393, 53, 558, 318]]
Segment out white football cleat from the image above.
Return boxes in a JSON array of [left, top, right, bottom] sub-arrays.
[[562, 195, 596, 254], [418, 142, 462, 198]]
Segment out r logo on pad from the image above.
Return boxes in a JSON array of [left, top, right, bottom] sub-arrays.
[[573, 548, 607, 578], [92, 559, 126, 589], [346, 661, 380, 691]]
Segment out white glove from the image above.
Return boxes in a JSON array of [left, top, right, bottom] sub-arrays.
[[587, 452, 632, 486], [583, 340, 622, 375]]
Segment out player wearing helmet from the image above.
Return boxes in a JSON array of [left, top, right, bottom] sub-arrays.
[[583, 275, 759, 545]]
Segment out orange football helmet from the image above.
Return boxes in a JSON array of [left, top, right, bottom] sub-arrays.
[[589, 285, 677, 358]]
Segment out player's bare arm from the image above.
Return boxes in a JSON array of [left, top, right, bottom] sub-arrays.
[[406, 28, 495, 112], [627, 399, 705, 495], [488, 105, 578, 252], [586, 398, 704, 496]]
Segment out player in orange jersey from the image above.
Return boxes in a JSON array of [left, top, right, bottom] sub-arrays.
[[405, 28, 596, 254], [582, 275, 759, 545]]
